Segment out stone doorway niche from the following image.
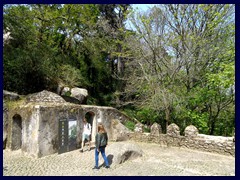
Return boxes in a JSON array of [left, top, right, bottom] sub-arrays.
[[85, 111, 96, 142], [68, 119, 77, 151], [11, 114, 22, 150]]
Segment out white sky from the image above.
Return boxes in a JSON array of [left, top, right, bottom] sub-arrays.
[[131, 4, 158, 11]]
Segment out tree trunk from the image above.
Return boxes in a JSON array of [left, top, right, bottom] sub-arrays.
[[209, 119, 215, 135], [117, 44, 124, 76], [165, 107, 170, 131]]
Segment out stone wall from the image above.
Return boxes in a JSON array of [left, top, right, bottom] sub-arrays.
[[129, 123, 235, 157], [3, 101, 8, 149]]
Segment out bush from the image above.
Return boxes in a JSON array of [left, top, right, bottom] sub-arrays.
[[124, 120, 135, 131]]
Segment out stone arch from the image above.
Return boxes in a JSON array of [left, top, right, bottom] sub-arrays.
[[84, 111, 97, 142], [11, 114, 22, 150]]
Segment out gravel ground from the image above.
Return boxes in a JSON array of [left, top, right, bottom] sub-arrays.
[[3, 141, 235, 176]]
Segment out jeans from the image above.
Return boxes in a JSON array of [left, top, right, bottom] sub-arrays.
[[95, 146, 109, 167]]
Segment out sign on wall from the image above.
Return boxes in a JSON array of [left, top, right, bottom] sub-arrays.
[[68, 119, 77, 151], [58, 118, 68, 154]]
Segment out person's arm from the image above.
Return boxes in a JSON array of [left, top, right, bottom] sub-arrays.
[[83, 124, 85, 134], [95, 133, 100, 150], [89, 123, 92, 131], [106, 133, 108, 146]]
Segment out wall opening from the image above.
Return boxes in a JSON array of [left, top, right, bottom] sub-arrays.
[[85, 112, 96, 143], [68, 119, 77, 151], [11, 114, 22, 150]]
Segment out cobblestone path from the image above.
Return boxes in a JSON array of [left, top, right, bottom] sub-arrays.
[[3, 141, 235, 176]]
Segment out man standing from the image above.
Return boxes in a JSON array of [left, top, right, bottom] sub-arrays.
[[80, 118, 91, 152]]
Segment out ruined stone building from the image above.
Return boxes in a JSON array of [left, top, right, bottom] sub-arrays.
[[3, 90, 131, 158]]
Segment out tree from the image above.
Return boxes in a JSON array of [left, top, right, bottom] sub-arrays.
[[98, 4, 132, 85], [123, 4, 235, 135], [124, 6, 182, 130], [3, 4, 132, 106], [4, 5, 57, 94]]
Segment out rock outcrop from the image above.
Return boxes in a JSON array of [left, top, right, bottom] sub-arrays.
[[60, 87, 88, 104], [107, 142, 143, 165], [3, 90, 20, 101], [111, 119, 131, 141]]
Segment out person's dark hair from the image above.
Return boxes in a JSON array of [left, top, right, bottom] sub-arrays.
[[98, 123, 106, 133]]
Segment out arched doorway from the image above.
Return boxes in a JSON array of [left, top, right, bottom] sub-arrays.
[[11, 114, 22, 150], [85, 112, 97, 143]]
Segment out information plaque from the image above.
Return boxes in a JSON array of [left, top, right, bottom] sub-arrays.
[[58, 118, 68, 154]]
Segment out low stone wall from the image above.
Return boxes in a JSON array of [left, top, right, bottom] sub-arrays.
[[128, 132, 235, 157]]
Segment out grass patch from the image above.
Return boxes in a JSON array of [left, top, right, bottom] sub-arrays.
[[4, 97, 26, 110]]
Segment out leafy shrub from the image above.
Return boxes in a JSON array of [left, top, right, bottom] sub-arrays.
[[124, 120, 136, 131]]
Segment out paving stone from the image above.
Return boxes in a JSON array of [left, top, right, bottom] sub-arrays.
[[3, 141, 235, 176]]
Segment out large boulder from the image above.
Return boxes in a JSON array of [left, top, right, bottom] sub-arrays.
[[60, 86, 70, 95], [150, 123, 162, 136], [3, 90, 20, 101], [107, 142, 143, 165], [111, 119, 131, 141], [184, 125, 198, 138], [71, 87, 88, 104], [61, 87, 88, 104], [3, 28, 13, 45]]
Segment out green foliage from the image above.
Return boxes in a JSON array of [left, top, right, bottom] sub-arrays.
[[187, 111, 209, 134], [5, 98, 26, 110], [135, 108, 159, 125], [122, 107, 162, 127], [87, 96, 99, 105], [3, 4, 235, 136], [4, 4, 131, 98], [206, 62, 234, 89], [123, 120, 135, 131], [64, 91, 71, 97], [124, 4, 235, 136], [58, 64, 86, 87]]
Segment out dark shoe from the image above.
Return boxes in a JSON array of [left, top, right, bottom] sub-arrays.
[[105, 166, 110, 169], [80, 149, 83, 153], [92, 166, 99, 170]]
